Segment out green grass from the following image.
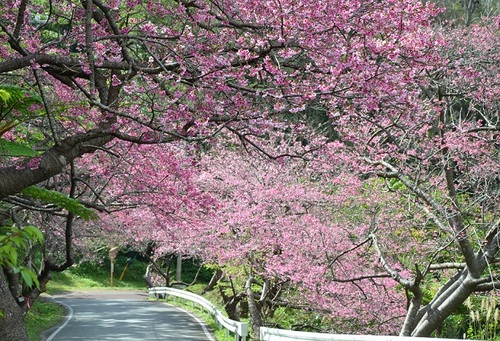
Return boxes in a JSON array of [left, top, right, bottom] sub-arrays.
[[46, 257, 148, 294], [25, 298, 65, 341], [46, 269, 144, 293]]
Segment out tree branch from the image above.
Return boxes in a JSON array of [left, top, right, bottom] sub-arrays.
[[0, 128, 114, 198]]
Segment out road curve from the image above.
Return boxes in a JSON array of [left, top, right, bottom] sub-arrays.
[[42, 290, 215, 341]]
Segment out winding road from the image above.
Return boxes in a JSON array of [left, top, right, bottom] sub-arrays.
[[43, 290, 215, 341]]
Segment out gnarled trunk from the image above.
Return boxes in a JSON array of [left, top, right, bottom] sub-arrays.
[[246, 276, 262, 339], [0, 268, 28, 341], [406, 270, 477, 336]]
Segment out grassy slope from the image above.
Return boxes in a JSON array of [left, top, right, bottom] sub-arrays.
[[25, 299, 65, 341]]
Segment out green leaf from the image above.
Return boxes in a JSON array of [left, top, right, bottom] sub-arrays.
[[21, 186, 98, 220], [0, 85, 44, 138], [11, 235, 27, 250], [0, 226, 43, 288], [0, 89, 12, 103], [23, 226, 44, 244], [20, 267, 38, 288], [0, 86, 22, 106], [8, 248, 18, 264], [0, 85, 42, 112], [20, 268, 33, 287], [0, 139, 40, 157]]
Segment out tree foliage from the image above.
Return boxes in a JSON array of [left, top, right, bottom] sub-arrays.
[[21, 186, 98, 221], [0, 225, 43, 287]]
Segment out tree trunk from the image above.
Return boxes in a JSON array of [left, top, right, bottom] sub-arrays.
[[0, 268, 28, 341], [176, 254, 182, 282], [203, 268, 222, 293], [246, 276, 262, 339], [411, 270, 476, 337], [218, 285, 241, 321], [143, 264, 154, 288]]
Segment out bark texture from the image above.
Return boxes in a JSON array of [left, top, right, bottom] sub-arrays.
[[246, 276, 262, 339], [0, 268, 28, 341]]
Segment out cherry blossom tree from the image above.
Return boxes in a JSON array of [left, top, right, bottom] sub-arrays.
[[183, 138, 402, 336], [84, 141, 218, 257]]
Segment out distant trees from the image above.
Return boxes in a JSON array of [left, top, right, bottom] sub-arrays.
[[432, 0, 499, 25]]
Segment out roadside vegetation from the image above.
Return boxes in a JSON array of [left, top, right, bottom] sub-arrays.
[[25, 299, 65, 341], [46, 255, 148, 294]]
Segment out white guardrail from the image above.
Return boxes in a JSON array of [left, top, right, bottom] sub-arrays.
[[149, 287, 464, 341], [260, 327, 464, 341], [149, 287, 248, 341]]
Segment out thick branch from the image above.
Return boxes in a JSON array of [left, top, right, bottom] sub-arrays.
[[474, 282, 500, 292], [369, 158, 479, 275], [0, 129, 114, 198], [412, 270, 476, 337]]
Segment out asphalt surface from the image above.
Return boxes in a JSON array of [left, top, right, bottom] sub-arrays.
[[43, 290, 215, 341]]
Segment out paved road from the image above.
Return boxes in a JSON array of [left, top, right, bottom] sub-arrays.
[[43, 290, 214, 341]]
